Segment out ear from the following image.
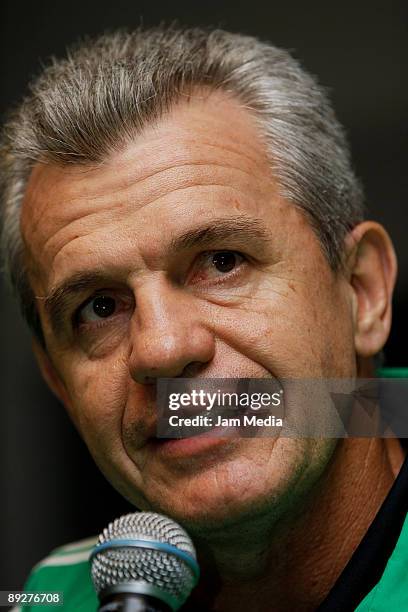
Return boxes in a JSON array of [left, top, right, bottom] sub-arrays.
[[31, 339, 72, 408], [346, 221, 397, 358]]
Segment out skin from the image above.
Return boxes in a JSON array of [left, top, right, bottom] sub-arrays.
[[21, 89, 402, 610]]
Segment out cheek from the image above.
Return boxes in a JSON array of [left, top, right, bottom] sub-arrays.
[[62, 356, 152, 503], [62, 354, 130, 449], [205, 274, 355, 378], [215, 438, 334, 507]]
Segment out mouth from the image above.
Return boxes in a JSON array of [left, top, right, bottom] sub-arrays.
[[132, 374, 281, 459], [148, 428, 235, 459]]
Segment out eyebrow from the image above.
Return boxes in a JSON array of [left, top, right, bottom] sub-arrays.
[[170, 216, 271, 251], [39, 215, 272, 339]]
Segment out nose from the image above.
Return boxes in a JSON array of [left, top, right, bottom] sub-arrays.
[[128, 278, 215, 383]]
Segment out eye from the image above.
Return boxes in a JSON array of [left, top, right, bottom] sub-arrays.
[[188, 250, 246, 284], [77, 294, 118, 325], [211, 251, 240, 273]]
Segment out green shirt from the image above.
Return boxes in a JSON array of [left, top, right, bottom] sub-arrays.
[[13, 536, 98, 612], [11, 511, 408, 611], [355, 512, 408, 611]]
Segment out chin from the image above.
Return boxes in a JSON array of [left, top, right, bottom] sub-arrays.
[[112, 437, 334, 536], [143, 490, 272, 536], [136, 461, 297, 536]]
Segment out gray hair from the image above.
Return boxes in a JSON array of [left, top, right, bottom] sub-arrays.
[[0, 25, 364, 344]]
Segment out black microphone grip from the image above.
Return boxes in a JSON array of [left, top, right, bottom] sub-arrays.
[[99, 592, 172, 612]]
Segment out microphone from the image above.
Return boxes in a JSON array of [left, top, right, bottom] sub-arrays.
[[90, 512, 200, 612]]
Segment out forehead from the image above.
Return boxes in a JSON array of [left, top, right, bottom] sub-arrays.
[[20, 89, 289, 292]]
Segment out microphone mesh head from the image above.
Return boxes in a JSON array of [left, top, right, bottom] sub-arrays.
[[91, 512, 198, 609]]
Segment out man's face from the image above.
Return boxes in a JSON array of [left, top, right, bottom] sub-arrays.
[[21, 91, 357, 532]]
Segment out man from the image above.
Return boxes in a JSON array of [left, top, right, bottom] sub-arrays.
[[1, 26, 406, 611]]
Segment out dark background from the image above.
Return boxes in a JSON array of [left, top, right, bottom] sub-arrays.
[[1, 0, 407, 591]]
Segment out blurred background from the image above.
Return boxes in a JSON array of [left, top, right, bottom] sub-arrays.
[[1, 0, 407, 590]]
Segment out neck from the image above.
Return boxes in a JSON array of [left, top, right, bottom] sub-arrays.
[[189, 437, 403, 611]]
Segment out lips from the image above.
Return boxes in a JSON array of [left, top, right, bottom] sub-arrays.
[[126, 374, 281, 457], [148, 431, 233, 459]]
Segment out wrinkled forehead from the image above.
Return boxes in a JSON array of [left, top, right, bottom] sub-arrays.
[[19, 89, 282, 291]]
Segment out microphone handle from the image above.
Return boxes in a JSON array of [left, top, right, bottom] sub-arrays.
[[99, 592, 172, 612]]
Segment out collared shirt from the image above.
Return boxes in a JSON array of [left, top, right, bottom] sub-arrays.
[[319, 452, 408, 611], [13, 456, 408, 611]]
